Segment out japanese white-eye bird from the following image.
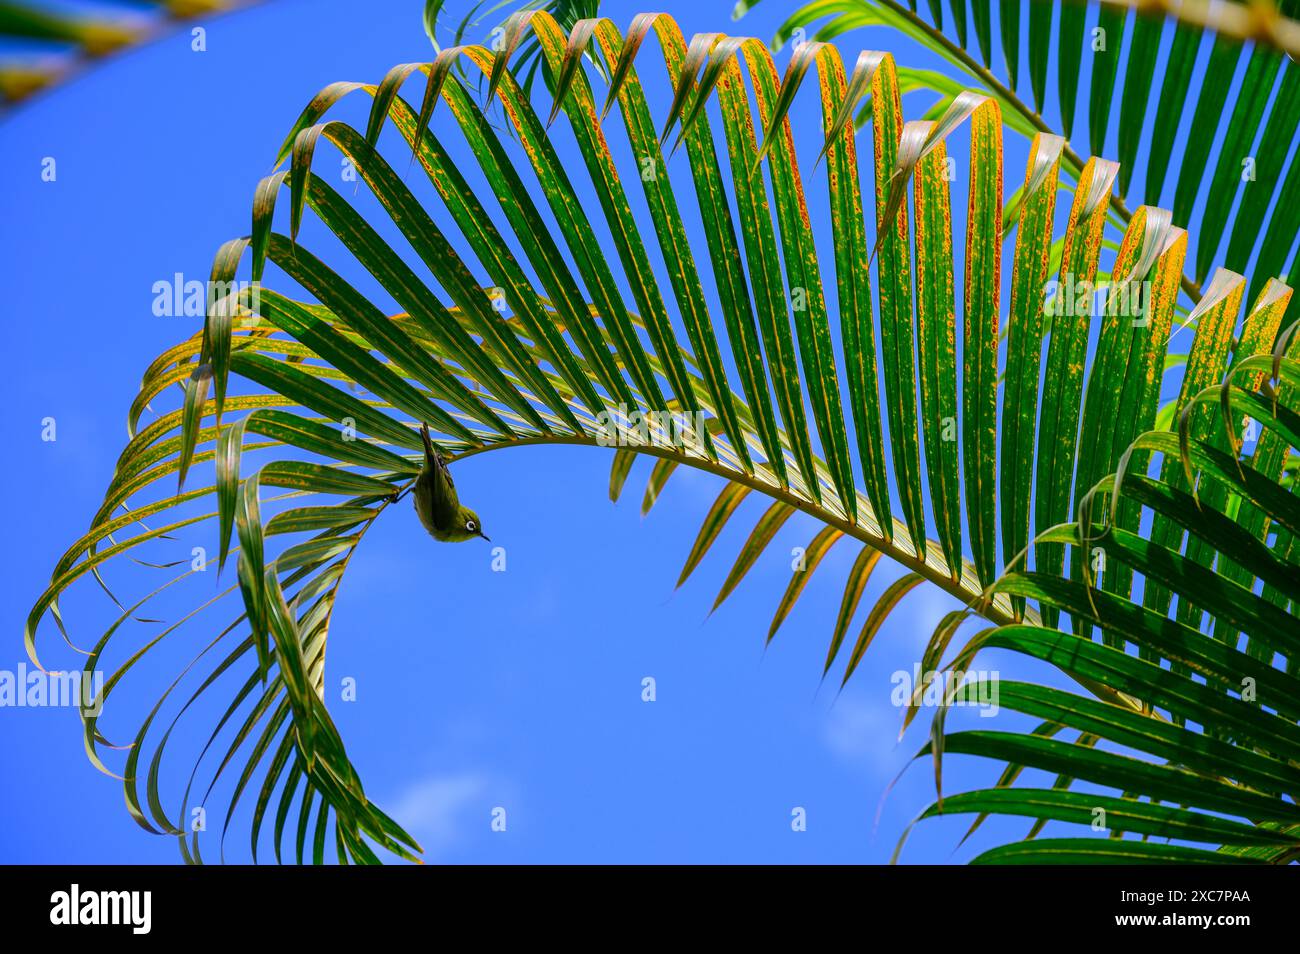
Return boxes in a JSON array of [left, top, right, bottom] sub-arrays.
[[413, 423, 489, 542]]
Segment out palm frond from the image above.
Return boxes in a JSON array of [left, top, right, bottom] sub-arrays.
[[894, 302, 1300, 861], [423, 0, 606, 98], [28, 11, 1297, 862], [739, 0, 1300, 308], [0, 1, 268, 111]]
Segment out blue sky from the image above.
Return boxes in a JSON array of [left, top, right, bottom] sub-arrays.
[[0, 0, 1287, 864]]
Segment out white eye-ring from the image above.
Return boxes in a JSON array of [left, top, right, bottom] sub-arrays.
[[466, 520, 477, 532]]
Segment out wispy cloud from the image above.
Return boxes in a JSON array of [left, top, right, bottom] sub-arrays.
[[906, 587, 964, 651], [387, 772, 488, 859], [821, 695, 899, 778]]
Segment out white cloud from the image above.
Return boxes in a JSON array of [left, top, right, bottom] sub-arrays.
[[386, 772, 488, 858], [906, 587, 964, 651], [821, 695, 899, 777]]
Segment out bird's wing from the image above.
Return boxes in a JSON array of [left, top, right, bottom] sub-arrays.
[[434, 451, 456, 492], [420, 423, 460, 525], [431, 457, 459, 522]]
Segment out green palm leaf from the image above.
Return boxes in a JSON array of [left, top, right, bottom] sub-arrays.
[[28, 10, 1298, 863], [0, 1, 268, 110], [739, 0, 1300, 308]]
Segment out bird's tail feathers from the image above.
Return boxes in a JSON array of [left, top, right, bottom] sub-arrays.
[[419, 423, 438, 467]]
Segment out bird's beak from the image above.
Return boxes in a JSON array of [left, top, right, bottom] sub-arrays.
[[480, 532, 491, 542]]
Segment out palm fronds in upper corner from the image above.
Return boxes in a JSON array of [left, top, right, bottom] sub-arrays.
[[737, 0, 1300, 309], [0, 0, 266, 109]]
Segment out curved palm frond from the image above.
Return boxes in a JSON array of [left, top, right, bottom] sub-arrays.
[[27, 11, 1296, 862], [424, 0, 605, 97], [896, 313, 1300, 862], [737, 0, 1300, 309], [0, 1, 268, 111]]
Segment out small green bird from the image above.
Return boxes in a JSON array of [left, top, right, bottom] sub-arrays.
[[413, 423, 489, 543]]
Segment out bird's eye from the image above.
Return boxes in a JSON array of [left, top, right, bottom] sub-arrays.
[[466, 520, 476, 532]]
